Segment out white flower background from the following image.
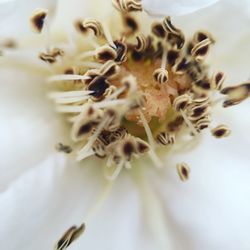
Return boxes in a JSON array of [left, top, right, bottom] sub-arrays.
[[0, 0, 250, 249]]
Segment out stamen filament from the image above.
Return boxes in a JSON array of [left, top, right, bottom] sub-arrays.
[[76, 116, 111, 161], [180, 109, 199, 136], [47, 74, 91, 82]]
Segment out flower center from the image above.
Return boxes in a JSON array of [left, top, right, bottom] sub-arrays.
[[29, 0, 250, 180]]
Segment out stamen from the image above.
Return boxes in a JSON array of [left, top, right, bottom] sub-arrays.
[[176, 162, 190, 181], [30, 8, 48, 33], [47, 74, 91, 82], [54, 223, 85, 250], [211, 125, 231, 138], [76, 115, 112, 161], [102, 22, 117, 48], [139, 110, 163, 168], [179, 109, 199, 136], [153, 46, 168, 84]]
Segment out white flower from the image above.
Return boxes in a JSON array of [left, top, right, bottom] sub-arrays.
[[0, 0, 250, 250]]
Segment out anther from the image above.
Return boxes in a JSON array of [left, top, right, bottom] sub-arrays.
[[156, 132, 175, 146], [177, 162, 190, 181], [112, 0, 142, 12], [54, 223, 85, 250], [211, 71, 225, 91], [30, 8, 48, 33], [211, 125, 231, 138], [99, 60, 120, 78], [88, 76, 110, 100], [55, 143, 72, 154], [191, 38, 213, 61], [114, 40, 128, 63], [39, 48, 64, 64], [152, 22, 166, 38], [83, 18, 103, 37], [220, 83, 250, 107], [123, 15, 139, 34], [173, 94, 191, 112], [74, 19, 88, 34], [95, 45, 117, 62], [153, 46, 168, 84], [134, 34, 148, 52]]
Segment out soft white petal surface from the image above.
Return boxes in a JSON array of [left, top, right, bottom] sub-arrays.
[[0, 153, 178, 250], [142, 0, 219, 16], [0, 68, 67, 191]]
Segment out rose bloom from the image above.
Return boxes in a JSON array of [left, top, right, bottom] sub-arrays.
[[0, 0, 250, 250]]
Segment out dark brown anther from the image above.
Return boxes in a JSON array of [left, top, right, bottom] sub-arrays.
[[95, 45, 117, 62], [55, 223, 85, 250], [156, 132, 175, 145], [123, 140, 135, 160], [39, 48, 64, 64], [167, 116, 184, 132], [152, 22, 166, 38], [221, 83, 250, 107], [193, 31, 215, 43], [83, 18, 103, 37], [123, 15, 139, 33], [167, 50, 179, 66], [135, 138, 150, 154], [99, 60, 120, 78], [194, 116, 211, 131], [212, 72, 225, 90], [78, 122, 95, 136], [55, 143, 72, 154], [153, 68, 168, 84], [172, 57, 189, 75], [114, 40, 128, 63], [191, 38, 213, 61], [173, 94, 191, 112], [74, 20, 87, 34], [88, 76, 110, 99], [192, 79, 211, 93], [166, 32, 185, 50], [135, 34, 148, 52], [30, 9, 48, 33], [177, 162, 190, 181], [211, 125, 231, 138]]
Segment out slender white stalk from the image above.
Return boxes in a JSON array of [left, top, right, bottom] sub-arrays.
[[180, 109, 199, 136], [93, 99, 128, 109], [102, 22, 116, 48], [76, 116, 110, 161], [139, 110, 163, 168], [49, 90, 93, 98], [105, 161, 124, 181], [106, 86, 127, 100], [47, 74, 90, 82]]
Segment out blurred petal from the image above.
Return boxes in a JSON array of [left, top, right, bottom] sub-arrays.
[[0, 153, 176, 250], [152, 101, 250, 250], [0, 68, 66, 191], [0, 0, 57, 37], [175, 0, 250, 82], [142, 0, 219, 16], [0, 154, 108, 250]]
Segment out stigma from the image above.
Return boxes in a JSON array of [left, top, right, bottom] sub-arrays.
[[27, 0, 250, 181]]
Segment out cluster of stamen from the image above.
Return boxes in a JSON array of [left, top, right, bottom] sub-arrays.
[[27, 0, 250, 181]]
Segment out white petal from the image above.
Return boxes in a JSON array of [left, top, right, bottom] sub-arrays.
[[152, 101, 250, 249], [175, 0, 250, 82], [142, 0, 219, 16], [0, 154, 107, 250], [0, 68, 65, 191], [0, 153, 174, 250], [0, 0, 57, 37]]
